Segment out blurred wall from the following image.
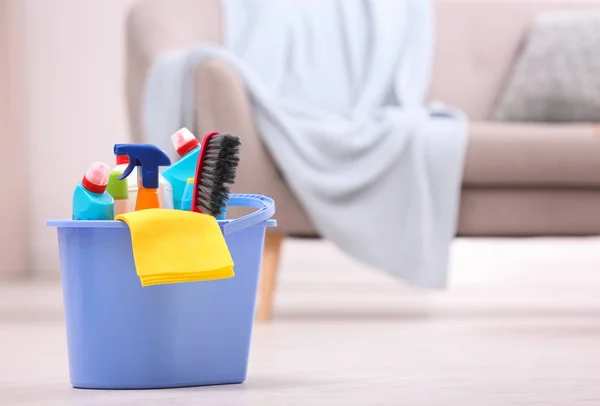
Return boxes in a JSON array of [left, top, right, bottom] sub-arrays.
[[0, 1, 29, 279], [5, 0, 135, 278]]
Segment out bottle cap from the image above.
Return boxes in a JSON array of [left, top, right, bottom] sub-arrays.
[[82, 161, 110, 194], [171, 128, 199, 157], [116, 155, 129, 165]]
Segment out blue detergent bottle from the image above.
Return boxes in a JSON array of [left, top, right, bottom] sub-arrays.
[[162, 128, 217, 210], [72, 161, 114, 220], [180, 178, 194, 211]]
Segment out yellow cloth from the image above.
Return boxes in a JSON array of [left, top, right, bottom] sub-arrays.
[[116, 209, 234, 287]]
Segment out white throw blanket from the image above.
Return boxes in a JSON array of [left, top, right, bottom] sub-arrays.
[[143, 0, 468, 288]]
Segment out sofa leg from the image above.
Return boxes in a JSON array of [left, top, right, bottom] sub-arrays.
[[256, 233, 284, 322]]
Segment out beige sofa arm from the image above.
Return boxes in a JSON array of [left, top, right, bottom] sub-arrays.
[[193, 59, 315, 234], [465, 122, 600, 187], [125, 0, 315, 234], [125, 0, 221, 142], [193, 59, 267, 192]]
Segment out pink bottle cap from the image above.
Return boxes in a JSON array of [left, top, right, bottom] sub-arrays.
[[171, 127, 199, 157], [82, 161, 110, 194]]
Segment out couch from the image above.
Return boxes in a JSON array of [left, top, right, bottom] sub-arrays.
[[126, 0, 600, 321]]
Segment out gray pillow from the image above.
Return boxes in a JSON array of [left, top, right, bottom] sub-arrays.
[[493, 10, 600, 122]]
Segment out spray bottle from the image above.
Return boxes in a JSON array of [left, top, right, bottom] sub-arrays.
[[114, 144, 171, 211], [111, 155, 174, 212], [72, 161, 114, 220], [162, 128, 218, 210]]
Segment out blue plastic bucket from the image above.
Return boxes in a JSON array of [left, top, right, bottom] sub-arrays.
[[46, 194, 276, 389]]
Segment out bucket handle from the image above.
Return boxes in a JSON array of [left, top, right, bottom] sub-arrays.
[[222, 194, 275, 235]]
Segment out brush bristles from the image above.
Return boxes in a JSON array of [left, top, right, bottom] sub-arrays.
[[195, 133, 241, 216]]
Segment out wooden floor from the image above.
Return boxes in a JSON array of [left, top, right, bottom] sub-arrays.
[[1, 237, 600, 405]]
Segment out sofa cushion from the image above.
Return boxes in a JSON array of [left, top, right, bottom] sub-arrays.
[[493, 10, 600, 122], [429, 0, 600, 121], [459, 189, 600, 236], [464, 122, 600, 187]]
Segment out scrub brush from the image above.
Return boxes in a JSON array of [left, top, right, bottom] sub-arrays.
[[191, 132, 241, 216]]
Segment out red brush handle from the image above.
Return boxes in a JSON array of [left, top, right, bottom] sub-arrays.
[[190, 131, 220, 213]]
